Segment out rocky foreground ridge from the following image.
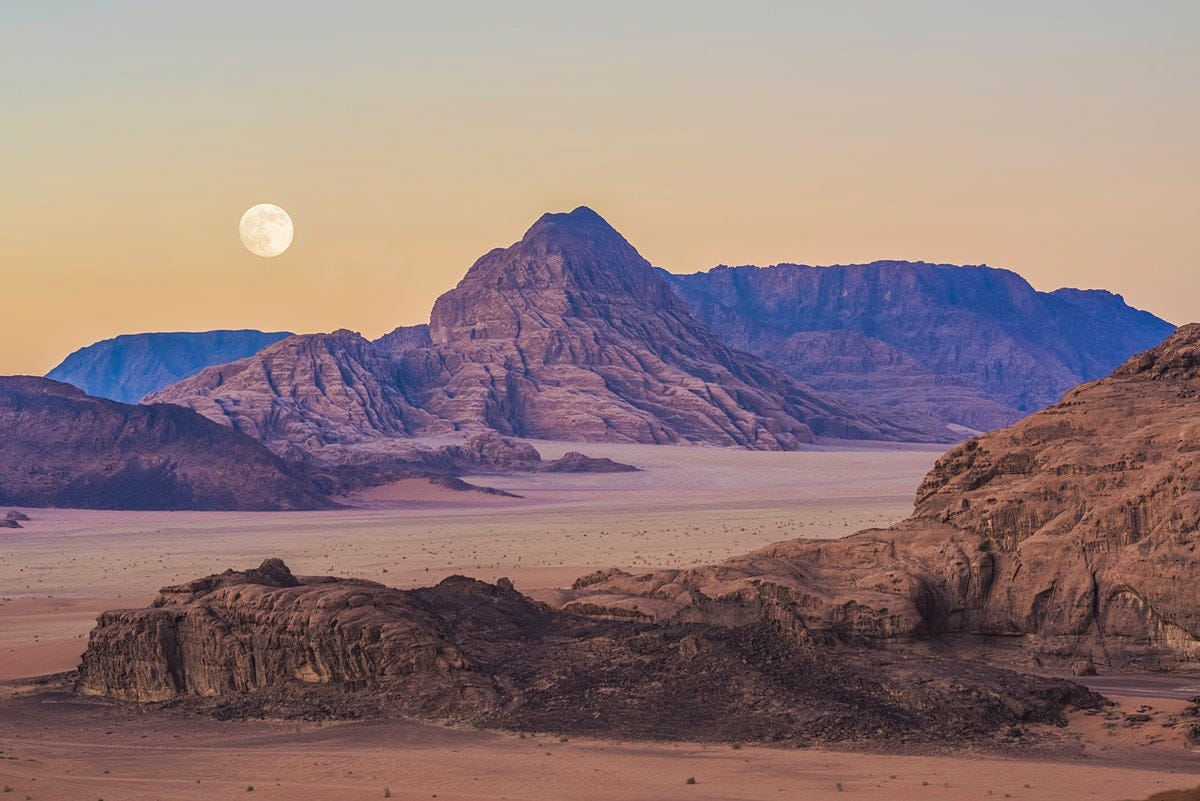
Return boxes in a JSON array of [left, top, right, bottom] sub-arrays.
[[78, 559, 1096, 743], [555, 325, 1200, 669]]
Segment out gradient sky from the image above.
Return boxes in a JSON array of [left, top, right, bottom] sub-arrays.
[[3, 1, 1196, 375]]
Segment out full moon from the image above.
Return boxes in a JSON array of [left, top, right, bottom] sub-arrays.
[[239, 203, 294, 257]]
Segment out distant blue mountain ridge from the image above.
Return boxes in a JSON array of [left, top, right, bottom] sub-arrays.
[[47, 329, 293, 404]]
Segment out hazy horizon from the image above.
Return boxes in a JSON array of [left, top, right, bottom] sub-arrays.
[[4, 1, 1196, 375]]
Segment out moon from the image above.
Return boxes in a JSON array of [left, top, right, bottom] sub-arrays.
[[239, 203, 294, 257]]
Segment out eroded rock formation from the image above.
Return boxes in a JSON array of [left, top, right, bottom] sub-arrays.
[[79, 559, 1097, 743], [555, 325, 1200, 669]]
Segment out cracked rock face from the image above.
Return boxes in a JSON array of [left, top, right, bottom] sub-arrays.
[[557, 325, 1200, 669], [78, 559, 1097, 743]]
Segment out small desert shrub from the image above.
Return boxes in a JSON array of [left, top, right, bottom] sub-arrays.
[[686, 777, 696, 785], [247, 786, 254, 792], [384, 789, 391, 798], [837, 782, 844, 792]]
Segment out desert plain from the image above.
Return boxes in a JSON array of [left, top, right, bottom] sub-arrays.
[[3, 442, 1200, 800]]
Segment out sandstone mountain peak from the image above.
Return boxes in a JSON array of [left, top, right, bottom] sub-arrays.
[[150, 208, 952, 452]]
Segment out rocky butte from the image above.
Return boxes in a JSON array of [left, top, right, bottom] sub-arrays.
[[78, 558, 1097, 744]]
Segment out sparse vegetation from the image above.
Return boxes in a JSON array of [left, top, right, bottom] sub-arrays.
[[686, 777, 696, 785]]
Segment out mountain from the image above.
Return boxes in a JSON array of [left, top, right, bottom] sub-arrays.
[[145, 330, 450, 461], [555, 324, 1200, 670], [47, 329, 292, 404], [0, 376, 331, 511], [399, 207, 950, 447], [152, 208, 955, 452], [79, 558, 1096, 744], [666, 262, 1174, 431]]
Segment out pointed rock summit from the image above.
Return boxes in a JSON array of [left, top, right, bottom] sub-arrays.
[[407, 206, 950, 447]]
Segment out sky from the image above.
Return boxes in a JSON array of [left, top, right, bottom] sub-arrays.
[[2, 1, 1196, 375]]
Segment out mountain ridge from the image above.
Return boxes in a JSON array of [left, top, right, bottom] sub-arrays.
[[665, 260, 1173, 430], [152, 208, 954, 455]]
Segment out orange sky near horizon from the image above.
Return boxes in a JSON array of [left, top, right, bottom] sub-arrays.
[[2, 2, 1196, 375]]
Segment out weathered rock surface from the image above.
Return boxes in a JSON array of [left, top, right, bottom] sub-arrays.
[[371, 324, 432, 358], [399, 207, 952, 447], [0, 377, 333, 511], [668, 262, 1174, 431], [47, 329, 292, 404], [145, 330, 449, 461], [79, 559, 1097, 743], [557, 325, 1200, 669]]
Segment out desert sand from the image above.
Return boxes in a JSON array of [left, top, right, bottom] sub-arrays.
[[0, 441, 938, 678], [3, 442, 1200, 800]]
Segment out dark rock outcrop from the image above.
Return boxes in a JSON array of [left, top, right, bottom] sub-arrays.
[[79, 559, 1098, 744], [47, 329, 291, 404], [0, 377, 333, 511], [668, 262, 1174, 431], [556, 325, 1200, 669], [538, 452, 639, 473]]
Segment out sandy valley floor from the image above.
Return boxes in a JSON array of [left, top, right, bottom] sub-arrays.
[[2, 441, 1200, 800]]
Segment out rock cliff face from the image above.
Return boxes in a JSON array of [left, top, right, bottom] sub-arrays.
[[47, 330, 291, 404], [556, 325, 1200, 669], [668, 262, 1173, 431], [79, 559, 1096, 743], [399, 207, 951, 447], [0, 377, 332, 511]]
